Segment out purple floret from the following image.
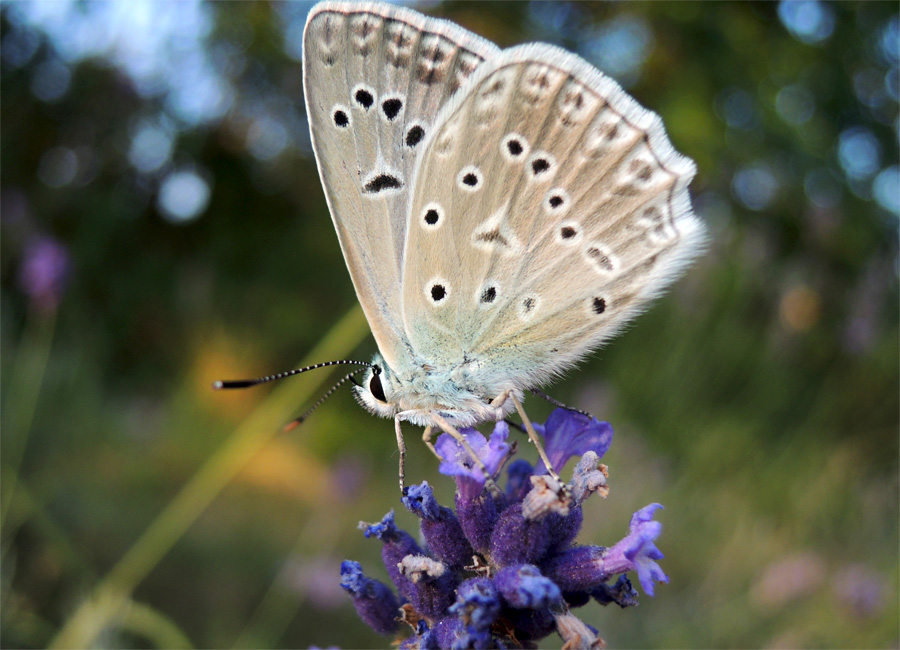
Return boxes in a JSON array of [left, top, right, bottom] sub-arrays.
[[533, 409, 613, 476], [604, 503, 668, 596], [435, 423, 510, 502]]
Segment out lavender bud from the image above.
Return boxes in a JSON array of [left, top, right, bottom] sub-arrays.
[[450, 578, 501, 631], [432, 617, 464, 649], [546, 506, 583, 554], [490, 503, 552, 568], [403, 482, 474, 569], [398, 555, 458, 620], [494, 564, 562, 610], [361, 511, 423, 600], [455, 491, 499, 555], [541, 545, 608, 593], [339, 560, 400, 636]]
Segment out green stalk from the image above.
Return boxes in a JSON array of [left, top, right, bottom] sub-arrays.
[[1, 308, 57, 531], [49, 305, 369, 649]]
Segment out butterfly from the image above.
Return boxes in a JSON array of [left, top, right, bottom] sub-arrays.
[[221, 1, 705, 490]]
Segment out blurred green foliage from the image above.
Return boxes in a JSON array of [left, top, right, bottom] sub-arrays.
[[1, 1, 897, 648]]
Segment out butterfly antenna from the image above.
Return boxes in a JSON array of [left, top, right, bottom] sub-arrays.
[[212, 359, 373, 390], [282, 370, 364, 432], [529, 388, 595, 419]]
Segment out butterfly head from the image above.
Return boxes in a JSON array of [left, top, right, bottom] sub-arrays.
[[355, 354, 400, 419]]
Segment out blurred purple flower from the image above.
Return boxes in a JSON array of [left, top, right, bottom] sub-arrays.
[[18, 236, 70, 313]]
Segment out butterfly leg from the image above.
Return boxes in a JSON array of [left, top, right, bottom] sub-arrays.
[[421, 425, 444, 462], [394, 415, 408, 493], [489, 390, 513, 420], [510, 394, 563, 487], [429, 412, 502, 498]]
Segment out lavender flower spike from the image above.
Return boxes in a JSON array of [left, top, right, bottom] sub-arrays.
[[340, 560, 401, 636], [435, 422, 510, 502], [533, 409, 613, 476], [343, 411, 668, 648]]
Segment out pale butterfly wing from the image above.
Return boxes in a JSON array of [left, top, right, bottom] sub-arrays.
[[302, 2, 499, 369], [402, 44, 705, 391]]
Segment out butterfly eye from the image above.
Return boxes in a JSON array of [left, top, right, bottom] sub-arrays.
[[369, 368, 387, 402]]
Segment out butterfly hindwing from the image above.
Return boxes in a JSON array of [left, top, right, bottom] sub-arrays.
[[303, 2, 498, 368], [401, 44, 704, 386]]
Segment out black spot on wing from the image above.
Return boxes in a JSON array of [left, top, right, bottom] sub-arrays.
[[363, 174, 403, 194], [382, 98, 403, 120], [405, 125, 425, 147]]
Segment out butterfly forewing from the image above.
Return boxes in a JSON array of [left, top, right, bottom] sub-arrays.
[[402, 44, 704, 386], [303, 2, 499, 369]]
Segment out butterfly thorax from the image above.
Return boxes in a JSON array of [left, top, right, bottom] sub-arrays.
[[355, 353, 521, 428]]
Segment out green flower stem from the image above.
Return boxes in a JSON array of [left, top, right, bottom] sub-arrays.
[[49, 305, 370, 649], [117, 599, 195, 649]]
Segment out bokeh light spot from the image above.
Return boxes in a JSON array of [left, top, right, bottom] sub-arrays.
[[129, 123, 175, 173], [780, 285, 822, 333], [777, 0, 835, 45], [775, 84, 815, 125], [30, 58, 71, 102], [885, 66, 899, 102], [715, 88, 757, 129], [157, 170, 211, 223], [732, 164, 779, 211], [838, 127, 881, 180], [873, 165, 899, 216], [1, 25, 40, 69], [583, 15, 653, 87], [38, 147, 78, 188], [247, 115, 289, 161], [803, 168, 842, 209], [880, 15, 899, 64]]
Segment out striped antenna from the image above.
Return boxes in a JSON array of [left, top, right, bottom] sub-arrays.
[[212, 359, 373, 390], [282, 370, 364, 432]]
